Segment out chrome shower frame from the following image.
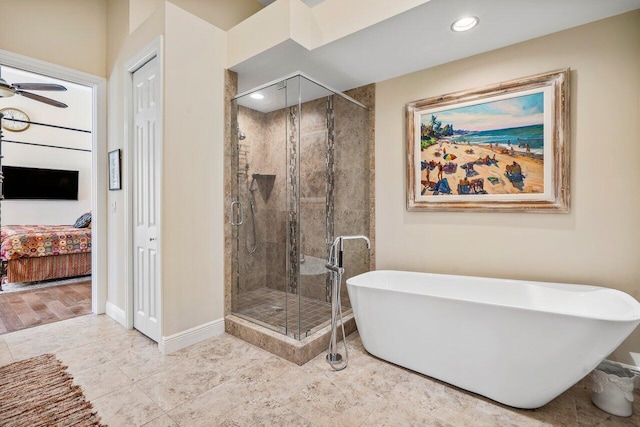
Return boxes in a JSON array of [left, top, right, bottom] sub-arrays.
[[230, 72, 371, 344]]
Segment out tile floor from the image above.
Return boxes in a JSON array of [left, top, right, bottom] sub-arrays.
[[0, 314, 638, 426], [235, 287, 348, 339]]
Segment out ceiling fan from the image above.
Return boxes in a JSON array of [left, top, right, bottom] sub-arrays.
[[0, 66, 68, 108]]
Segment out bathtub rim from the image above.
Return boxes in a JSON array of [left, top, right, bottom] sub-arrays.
[[347, 269, 640, 323]]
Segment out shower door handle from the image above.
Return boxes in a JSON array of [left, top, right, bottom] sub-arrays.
[[230, 200, 244, 226]]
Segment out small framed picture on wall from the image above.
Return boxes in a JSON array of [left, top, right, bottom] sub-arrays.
[[108, 149, 121, 191]]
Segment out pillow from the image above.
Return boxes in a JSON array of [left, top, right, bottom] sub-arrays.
[[74, 212, 92, 228]]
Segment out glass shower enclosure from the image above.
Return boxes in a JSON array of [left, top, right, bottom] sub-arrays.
[[230, 73, 370, 340]]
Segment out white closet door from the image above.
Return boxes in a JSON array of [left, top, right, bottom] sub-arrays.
[[133, 57, 161, 342]]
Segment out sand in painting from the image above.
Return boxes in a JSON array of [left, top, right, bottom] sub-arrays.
[[418, 91, 548, 196], [420, 141, 543, 195]]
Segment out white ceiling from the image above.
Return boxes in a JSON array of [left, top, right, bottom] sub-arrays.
[[233, 0, 640, 94], [0, 65, 90, 112]]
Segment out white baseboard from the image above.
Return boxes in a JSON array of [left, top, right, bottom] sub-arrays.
[[105, 301, 126, 327], [159, 318, 225, 355]]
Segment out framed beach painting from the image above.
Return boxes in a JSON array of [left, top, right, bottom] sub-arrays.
[[406, 69, 570, 212]]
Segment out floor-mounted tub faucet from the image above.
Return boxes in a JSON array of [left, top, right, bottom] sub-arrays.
[[325, 235, 371, 371]]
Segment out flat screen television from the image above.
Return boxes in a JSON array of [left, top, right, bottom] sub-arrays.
[[2, 166, 79, 200]]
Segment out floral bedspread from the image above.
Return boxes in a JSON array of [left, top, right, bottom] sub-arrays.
[[1, 225, 92, 261]]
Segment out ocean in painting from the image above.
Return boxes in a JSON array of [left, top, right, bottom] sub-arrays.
[[451, 124, 544, 155]]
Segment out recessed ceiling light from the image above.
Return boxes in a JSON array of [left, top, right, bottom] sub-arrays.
[[250, 93, 264, 100], [451, 16, 479, 32]]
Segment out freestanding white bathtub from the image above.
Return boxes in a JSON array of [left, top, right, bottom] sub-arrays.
[[347, 270, 640, 409]]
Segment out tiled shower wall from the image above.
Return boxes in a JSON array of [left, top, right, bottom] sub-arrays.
[[298, 94, 371, 306], [299, 97, 332, 301], [236, 106, 287, 294], [333, 92, 371, 307]]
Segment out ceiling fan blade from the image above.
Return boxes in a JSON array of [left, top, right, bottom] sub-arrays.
[[16, 90, 68, 108], [12, 83, 67, 91]]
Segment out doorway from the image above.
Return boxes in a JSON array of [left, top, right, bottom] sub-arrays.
[[0, 49, 107, 328]]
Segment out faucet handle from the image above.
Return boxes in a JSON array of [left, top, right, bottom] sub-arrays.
[[325, 263, 343, 274]]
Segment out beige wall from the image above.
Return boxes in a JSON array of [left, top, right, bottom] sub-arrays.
[[162, 2, 227, 335], [0, 0, 107, 77], [168, 0, 263, 31], [130, 0, 262, 35], [375, 11, 640, 365], [106, 0, 165, 311], [227, 0, 292, 67], [106, 1, 228, 337], [129, 0, 164, 33]]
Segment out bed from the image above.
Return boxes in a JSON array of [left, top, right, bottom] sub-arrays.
[[0, 225, 92, 284]]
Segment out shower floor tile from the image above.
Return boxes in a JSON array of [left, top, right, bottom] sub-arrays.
[[234, 287, 347, 338]]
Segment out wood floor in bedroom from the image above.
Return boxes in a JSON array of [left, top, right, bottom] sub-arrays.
[[0, 281, 91, 335]]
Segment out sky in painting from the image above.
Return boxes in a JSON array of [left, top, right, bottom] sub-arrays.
[[422, 92, 544, 132]]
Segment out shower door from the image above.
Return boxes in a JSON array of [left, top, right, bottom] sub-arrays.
[[231, 79, 291, 335]]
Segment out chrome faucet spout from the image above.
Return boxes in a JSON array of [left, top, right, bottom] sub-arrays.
[[338, 235, 371, 250]]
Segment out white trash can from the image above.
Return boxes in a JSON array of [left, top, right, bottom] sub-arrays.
[[591, 360, 636, 417]]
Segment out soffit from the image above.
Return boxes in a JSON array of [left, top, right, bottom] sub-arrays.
[[231, 0, 640, 93]]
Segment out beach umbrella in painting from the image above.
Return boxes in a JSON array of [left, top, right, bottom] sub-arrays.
[[443, 153, 457, 161]]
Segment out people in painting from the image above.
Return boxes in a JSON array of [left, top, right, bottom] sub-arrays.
[[458, 176, 471, 194], [480, 154, 497, 165], [526, 143, 531, 154], [437, 162, 444, 181], [506, 161, 522, 175]]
